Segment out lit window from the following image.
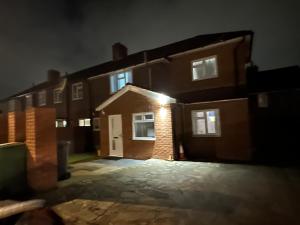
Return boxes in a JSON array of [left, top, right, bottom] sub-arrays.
[[56, 119, 67, 128], [78, 118, 91, 127], [192, 109, 221, 136], [25, 94, 33, 108], [258, 93, 268, 108], [133, 112, 155, 140], [72, 82, 83, 100], [38, 90, 47, 106], [192, 56, 218, 81], [110, 71, 132, 93], [93, 118, 100, 131], [53, 88, 63, 104]]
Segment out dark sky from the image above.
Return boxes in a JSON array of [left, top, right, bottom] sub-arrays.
[[0, 0, 299, 99]]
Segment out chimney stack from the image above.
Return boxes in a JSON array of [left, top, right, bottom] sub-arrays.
[[47, 69, 60, 83], [112, 43, 128, 61]]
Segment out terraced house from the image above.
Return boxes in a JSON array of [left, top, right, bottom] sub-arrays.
[[0, 30, 255, 161]]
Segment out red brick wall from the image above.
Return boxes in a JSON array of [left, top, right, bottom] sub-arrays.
[[99, 91, 174, 160], [153, 104, 174, 160], [26, 108, 57, 192], [8, 111, 25, 143], [0, 113, 8, 143]]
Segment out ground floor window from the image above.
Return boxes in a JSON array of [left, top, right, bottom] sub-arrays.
[[93, 118, 100, 131], [79, 118, 91, 127], [132, 112, 155, 140], [56, 119, 67, 128], [192, 109, 221, 136]]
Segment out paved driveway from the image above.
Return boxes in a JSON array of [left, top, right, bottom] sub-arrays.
[[38, 159, 300, 225]]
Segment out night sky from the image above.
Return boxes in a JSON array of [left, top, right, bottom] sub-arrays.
[[0, 0, 299, 99]]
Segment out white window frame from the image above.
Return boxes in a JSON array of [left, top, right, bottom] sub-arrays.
[[132, 112, 156, 141], [53, 88, 63, 104], [191, 109, 221, 137], [56, 119, 67, 128], [191, 55, 218, 81], [78, 118, 91, 127], [72, 82, 83, 101], [110, 70, 132, 93], [93, 118, 100, 131], [38, 90, 47, 106]]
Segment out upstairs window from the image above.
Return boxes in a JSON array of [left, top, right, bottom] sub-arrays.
[[110, 71, 132, 93], [79, 118, 91, 127], [192, 109, 221, 136], [38, 90, 47, 106], [25, 94, 33, 108], [192, 56, 218, 81], [53, 88, 63, 104], [132, 112, 155, 140], [56, 119, 67, 128], [72, 82, 83, 100]]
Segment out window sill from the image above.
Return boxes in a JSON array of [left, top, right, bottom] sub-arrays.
[[72, 98, 83, 101], [132, 137, 156, 141], [192, 134, 221, 137], [192, 74, 218, 81]]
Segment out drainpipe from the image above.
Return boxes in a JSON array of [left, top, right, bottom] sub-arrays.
[[144, 51, 152, 89]]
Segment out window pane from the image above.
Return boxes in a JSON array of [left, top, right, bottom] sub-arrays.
[[195, 111, 204, 118], [195, 118, 206, 134], [135, 122, 155, 138], [205, 58, 217, 76], [79, 120, 85, 127], [117, 78, 126, 89], [126, 71, 133, 83], [84, 119, 91, 127], [134, 115, 143, 121], [144, 114, 154, 120], [206, 111, 217, 134]]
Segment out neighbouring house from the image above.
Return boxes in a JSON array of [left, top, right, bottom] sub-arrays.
[[247, 65, 300, 163], [1, 30, 270, 161]]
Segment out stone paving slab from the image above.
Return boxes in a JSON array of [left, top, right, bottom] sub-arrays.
[[36, 159, 300, 225]]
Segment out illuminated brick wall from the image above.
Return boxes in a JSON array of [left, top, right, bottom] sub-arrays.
[[8, 111, 25, 143], [26, 107, 57, 192], [0, 113, 8, 144]]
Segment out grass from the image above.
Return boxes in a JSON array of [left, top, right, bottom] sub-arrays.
[[68, 152, 99, 164]]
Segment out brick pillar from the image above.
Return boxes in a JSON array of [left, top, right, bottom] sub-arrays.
[[26, 108, 57, 192], [8, 111, 25, 143], [0, 113, 8, 143], [153, 104, 174, 160]]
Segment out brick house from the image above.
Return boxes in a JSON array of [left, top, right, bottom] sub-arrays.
[[0, 30, 256, 161]]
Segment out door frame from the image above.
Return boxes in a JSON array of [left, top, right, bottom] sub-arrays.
[[108, 114, 124, 157]]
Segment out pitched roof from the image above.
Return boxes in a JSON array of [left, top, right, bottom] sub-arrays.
[[69, 30, 253, 80], [2, 30, 253, 101], [95, 84, 176, 111]]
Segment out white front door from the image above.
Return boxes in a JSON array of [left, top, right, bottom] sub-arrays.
[[108, 115, 123, 157]]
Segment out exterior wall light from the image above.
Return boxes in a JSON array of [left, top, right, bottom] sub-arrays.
[[157, 94, 168, 106]]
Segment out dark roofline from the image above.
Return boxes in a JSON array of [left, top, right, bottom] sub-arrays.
[[67, 30, 253, 80], [1, 30, 253, 102]]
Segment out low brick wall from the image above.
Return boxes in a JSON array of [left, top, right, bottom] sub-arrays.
[[0, 113, 8, 144], [8, 111, 25, 143], [26, 108, 58, 192]]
